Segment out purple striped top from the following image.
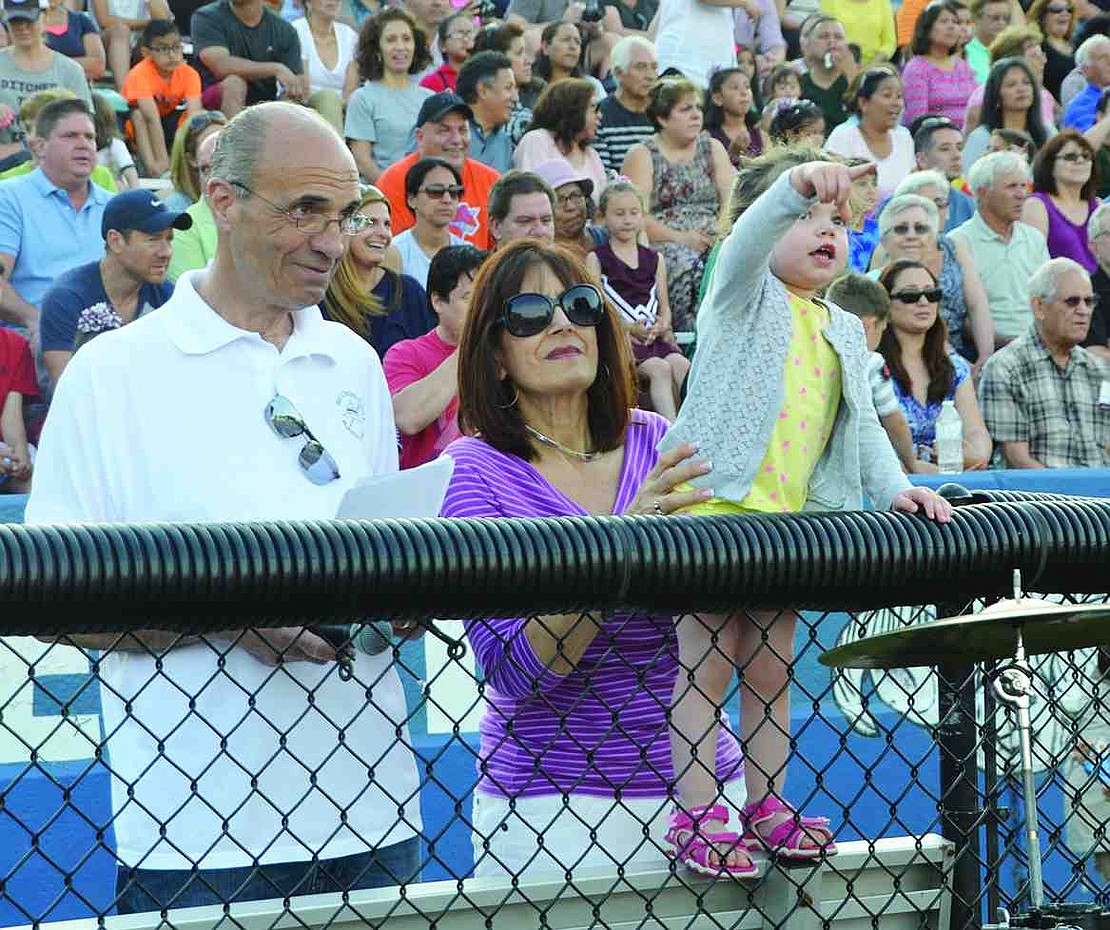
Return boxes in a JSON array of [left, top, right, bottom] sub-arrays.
[[440, 409, 745, 799]]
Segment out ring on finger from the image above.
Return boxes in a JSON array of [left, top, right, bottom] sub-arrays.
[[652, 498, 664, 516]]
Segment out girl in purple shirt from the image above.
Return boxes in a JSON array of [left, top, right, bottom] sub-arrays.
[[440, 240, 747, 879]]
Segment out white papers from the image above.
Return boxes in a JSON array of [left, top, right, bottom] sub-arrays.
[[336, 455, 455, 520]]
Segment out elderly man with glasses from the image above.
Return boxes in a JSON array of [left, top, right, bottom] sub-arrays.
[[978, 256, 1110, 468], [26, 102, 421, 912]]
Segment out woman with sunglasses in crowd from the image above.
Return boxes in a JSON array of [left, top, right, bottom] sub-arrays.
[[963, 57, 1053, 171], [325, 185, 435, 359], [825, 66, 915, 198], [877, 259, 991, 471], [1028, 0, 1077, 101], [439, 239, 747, 879], [163, 109, 228, 212], [1021, 129, 1100, 270], [391, 156, 468, 288]]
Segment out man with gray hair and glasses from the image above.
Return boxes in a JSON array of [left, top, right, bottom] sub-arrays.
[[1083, 202, 1110, 362], [26, 101, 421, 912], [950, 149, 1050, 347], [978, 256, 1110, 469]]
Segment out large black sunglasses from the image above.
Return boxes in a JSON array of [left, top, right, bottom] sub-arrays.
[[501, 284, 605, 338]]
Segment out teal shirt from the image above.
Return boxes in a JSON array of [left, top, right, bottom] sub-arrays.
[[965, 38, 990, 84]]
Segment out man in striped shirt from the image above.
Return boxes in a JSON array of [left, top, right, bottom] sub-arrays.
[[596, 36, 657, 174]]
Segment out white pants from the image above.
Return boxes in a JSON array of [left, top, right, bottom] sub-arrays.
[[470, 782, 748, 880]]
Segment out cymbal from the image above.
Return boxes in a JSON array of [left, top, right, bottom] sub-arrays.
[[820, 601, 1110, 669]]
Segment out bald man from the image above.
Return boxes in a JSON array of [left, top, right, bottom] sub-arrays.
[[27, 102, 422, 911]]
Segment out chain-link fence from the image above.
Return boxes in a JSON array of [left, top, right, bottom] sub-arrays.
[[1, 491, 1109, 929]]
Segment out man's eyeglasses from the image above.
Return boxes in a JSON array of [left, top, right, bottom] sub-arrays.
[[502, 284, 605, 338], [1059, 150, 1093, 163], [150, 43, 183, 54], [1061, 294, 1099, 309], [231, 181, 372, 236], [891, 288, 942, 304], [420, 183, 464, 200], [557, 189, 587, 208], [891, 222, 933, 236], [265, 395, 340, 485]]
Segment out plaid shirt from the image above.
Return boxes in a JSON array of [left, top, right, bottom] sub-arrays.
[[978, 326, 1110, 468]]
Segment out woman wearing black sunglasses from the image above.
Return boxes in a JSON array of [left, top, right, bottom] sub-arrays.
[[878, 259, 992, 471], [438, 239, 748, 879]]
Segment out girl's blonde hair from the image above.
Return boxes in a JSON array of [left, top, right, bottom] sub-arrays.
[[721, 144, 826, 236], [598, 180, 645, 215], [326, 186, 392, 335]]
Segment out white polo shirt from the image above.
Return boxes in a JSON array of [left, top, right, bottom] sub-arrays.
[[26, 271, 421, 871]]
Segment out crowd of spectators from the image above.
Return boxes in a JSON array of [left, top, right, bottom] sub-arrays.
[[0, 0, 1109, 906], [0, 0, 1106, 486]]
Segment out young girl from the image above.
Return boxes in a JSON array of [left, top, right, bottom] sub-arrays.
[[658, 149, 951, 877], [705, 66, 764, 166], [762, 63, 802, 107], [92, 92, 139, 190], [766, 98, 826, 146], [587, 182, 690, 421]]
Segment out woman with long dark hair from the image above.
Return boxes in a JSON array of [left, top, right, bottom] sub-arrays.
[[877, 259, 991, 471], [963, 58, 1052, 169], [533, 21, 585, 84], [704, 65, 763, 165]]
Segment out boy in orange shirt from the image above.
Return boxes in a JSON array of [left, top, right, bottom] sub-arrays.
[[122, 19, 202, 178]]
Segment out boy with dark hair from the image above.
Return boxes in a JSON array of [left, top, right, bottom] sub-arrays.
[[383, 245, 488, 469], [825, 272, 918, 473], [122, 18, 202, 177]]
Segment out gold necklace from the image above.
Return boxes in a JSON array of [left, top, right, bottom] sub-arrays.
[[525, 424, 599, 462]]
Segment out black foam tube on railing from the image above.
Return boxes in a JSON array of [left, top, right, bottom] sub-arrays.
[[1, 492, 1109, 636]]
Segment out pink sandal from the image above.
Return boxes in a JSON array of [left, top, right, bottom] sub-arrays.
[[665, 803, 759, 879], [742, 796, 838, 861]]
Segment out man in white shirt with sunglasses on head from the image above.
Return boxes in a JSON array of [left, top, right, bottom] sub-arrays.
[[28, 101, 421, 914]]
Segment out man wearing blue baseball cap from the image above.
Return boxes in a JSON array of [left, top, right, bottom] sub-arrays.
[[39, 188, 191, 386]]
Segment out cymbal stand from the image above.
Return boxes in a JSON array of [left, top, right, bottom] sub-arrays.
[[984, 571, 1046, 929]]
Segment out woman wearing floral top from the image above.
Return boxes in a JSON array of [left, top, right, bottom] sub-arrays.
[[622, 76, 733, 332]]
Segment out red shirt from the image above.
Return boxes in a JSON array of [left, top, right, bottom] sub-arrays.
[[377, 152, 499, 249], [383, 329, 459, 469], [419, 63, 458, 92], [0, 328, 37, 443]]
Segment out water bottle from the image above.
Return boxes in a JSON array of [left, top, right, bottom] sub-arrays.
[[934, 400, 963, 474]]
